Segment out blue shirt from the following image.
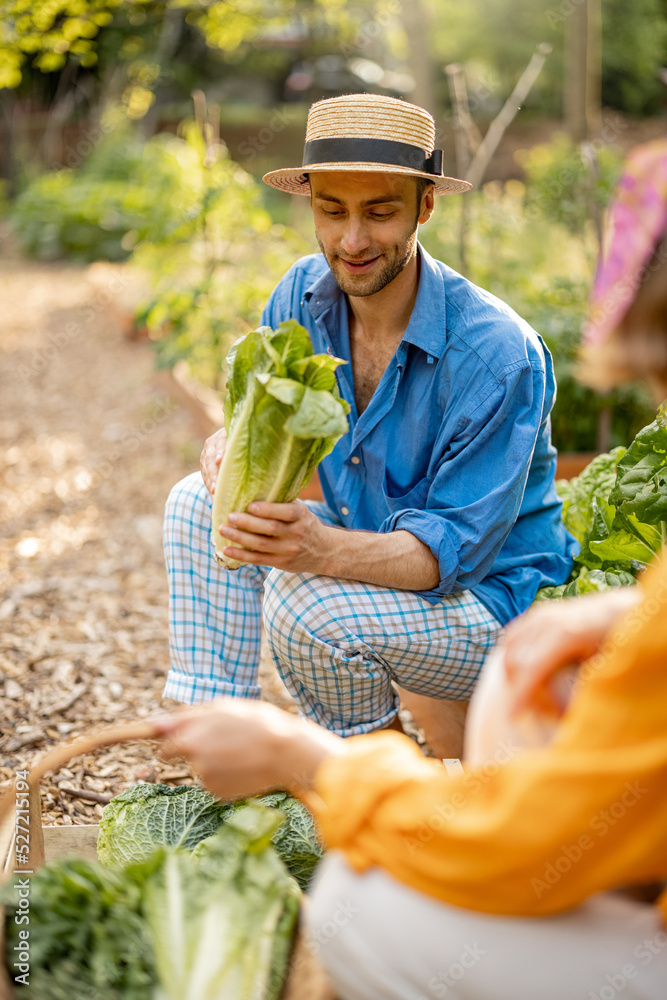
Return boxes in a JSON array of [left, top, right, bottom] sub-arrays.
[[260, 244, 576, 626]]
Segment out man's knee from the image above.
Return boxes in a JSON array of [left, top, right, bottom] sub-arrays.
[[262, 569, 312, 655], [164, 471, 211, 540]]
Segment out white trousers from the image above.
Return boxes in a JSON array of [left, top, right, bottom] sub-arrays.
[[307, 853, 667, 1000]]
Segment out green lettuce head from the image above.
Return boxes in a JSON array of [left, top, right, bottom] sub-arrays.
[[211, 319, 350, 568]]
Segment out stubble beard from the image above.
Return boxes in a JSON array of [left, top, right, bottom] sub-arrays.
[[316, 227, 418, 298]]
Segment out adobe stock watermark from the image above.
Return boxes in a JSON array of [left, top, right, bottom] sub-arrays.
[[12, 768, 32, 987], [545, 0, 587, 28], [237, 109, 294, 164], [588, 928, 667, 1000], [578, 576, 667, 689], [306, 896, 360, 955], [339, 1, 401, 59], [49, 98, 124, 172], [278, 894, 360, 989], [403, 738, 522, 857], [583, 239, 667, 339], [83, 396, 178, 492], [531, 779, 647, 899], [17, 269, 133, 386], [418, 941, 487, 998]]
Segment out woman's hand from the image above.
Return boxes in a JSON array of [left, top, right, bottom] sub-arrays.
[[200, 426, 227, 496], [502, 586, 642, 716], [153, 698, 344, 801]]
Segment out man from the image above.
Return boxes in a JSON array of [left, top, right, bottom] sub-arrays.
[[163, 93, 575, 756]]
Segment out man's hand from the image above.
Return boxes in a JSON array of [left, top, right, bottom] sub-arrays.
[[502, 586, 642, 716], [200, 426, 227, 496], [219, 500, 333, 574], [153, 698, 343, 800]]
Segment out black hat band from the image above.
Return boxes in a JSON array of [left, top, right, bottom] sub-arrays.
[[302, 137, 444, 176]]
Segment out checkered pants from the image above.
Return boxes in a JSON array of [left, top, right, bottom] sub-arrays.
[[163, 472, 502, 736]]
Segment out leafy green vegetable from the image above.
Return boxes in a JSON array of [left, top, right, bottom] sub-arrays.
[[608, 415, 667, 522], [586, 414, 667, 567], [534, 566, 636, 602], [1, 854, 160, 1000], [557, 446, 626, 567], [97, 783, 324, 889], [534, 412, 667, 602], [2, 806, 300, 1000], [212, 319, 350, 568], [533, 583, 568, 602], [255, 793, 323, 890], [97, 783, 231, 868], [146, 805, 300, 1000], [563, 566, 636, 596]]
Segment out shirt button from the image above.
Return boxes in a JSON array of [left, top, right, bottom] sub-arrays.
[[341, 506, 349, 516], [351, 456, 360, 465]]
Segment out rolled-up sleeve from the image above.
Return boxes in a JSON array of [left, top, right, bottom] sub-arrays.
[[378, 361, 546, 604]]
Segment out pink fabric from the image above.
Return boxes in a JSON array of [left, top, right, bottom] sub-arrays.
[[584, 139, 667, 347]]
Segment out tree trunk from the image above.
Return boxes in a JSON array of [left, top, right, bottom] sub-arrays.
[[0, 91, 18, 195], [399, 0, 437, 114], [564, 0, 602, 141]]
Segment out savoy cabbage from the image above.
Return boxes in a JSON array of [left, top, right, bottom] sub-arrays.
[[97, 783, 323, 889], [97, 782, 231, 867]]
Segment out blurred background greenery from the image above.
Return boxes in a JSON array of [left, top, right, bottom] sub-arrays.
[[1, 0, 665, 449]]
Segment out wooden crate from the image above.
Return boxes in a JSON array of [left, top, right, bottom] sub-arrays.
[[0, 782, 334, 1000]]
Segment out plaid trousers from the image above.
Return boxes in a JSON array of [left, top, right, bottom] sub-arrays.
[[163, 472, 502, 736]]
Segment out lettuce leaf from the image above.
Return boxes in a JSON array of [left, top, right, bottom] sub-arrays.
[[558, 447, 626, 567], [212, 319, 350, 568], [146, 805, 300, 1000], [608, 415, 667, 523], [534, 565, 636, 602]]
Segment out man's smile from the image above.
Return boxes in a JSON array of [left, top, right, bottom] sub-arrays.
[[338, 254, 382, 274]]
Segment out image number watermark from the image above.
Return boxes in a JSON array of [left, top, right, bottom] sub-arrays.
[[12, 769, 32, 986]]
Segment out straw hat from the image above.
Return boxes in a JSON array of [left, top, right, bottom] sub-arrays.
[[263, 93, 471, 196]]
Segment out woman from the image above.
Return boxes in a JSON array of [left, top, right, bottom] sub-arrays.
[[155, 140, 667, 1000]]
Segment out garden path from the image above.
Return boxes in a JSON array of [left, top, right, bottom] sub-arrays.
[[0, 237, 292, 824]]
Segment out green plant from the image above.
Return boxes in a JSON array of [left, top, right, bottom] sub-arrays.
[[1, 854, 158, 999], [211, 320, 350, 568], [145, 806, 300, 1000], [518, 133, 623, 236], [557, 447, 627, 566], [2, 805, 300, 1000], [589, 412, 667, 565], [97, 781, 324, 889], [132, 118, 313, 390], [535, 409, 667, 600], [252, 792, 324, 891], [10, 128, 200, 262], [96, 782, 232, 868]]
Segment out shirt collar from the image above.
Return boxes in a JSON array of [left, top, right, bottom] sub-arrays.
[[304, 242, 448, 359]]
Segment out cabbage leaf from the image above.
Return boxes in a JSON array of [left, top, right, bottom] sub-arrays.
[[97, 783, 231, 868], [97, 783, 323, 889]]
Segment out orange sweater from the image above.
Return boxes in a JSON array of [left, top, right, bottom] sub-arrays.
[[307, 554, 667, 920]]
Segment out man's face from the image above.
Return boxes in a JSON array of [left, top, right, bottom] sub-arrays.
[[309, 171, 434, 297]]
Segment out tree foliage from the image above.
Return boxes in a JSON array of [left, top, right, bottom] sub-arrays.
[[0, 0, 390, 90]]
